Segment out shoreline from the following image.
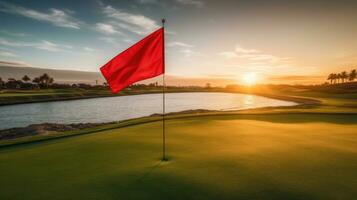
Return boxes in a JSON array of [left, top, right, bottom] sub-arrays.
[[0, 104, 316, 147], [0, 89, 319, 106], [2, 109, 357, 148], [0, 91, 315, 130], [0, 91, 323, 146]]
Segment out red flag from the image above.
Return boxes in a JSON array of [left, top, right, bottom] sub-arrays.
[[100, 28, 164, 93]]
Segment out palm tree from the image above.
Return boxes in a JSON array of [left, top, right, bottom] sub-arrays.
[[330, 73, 336, 84], [341, 71, 348, 83], [22, 75, 31, 83], [327, 73, 334, 84], [349, 69, 357, 82], [37, 73, 54, 87], [39, 73, 49, 84], [32, 77, 41, 85], [336, 73, 342, 84]]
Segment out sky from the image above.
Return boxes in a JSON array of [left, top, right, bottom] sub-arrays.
[[1, 0, 357, 85]]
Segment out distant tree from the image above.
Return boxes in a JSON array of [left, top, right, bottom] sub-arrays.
[[32, 73, 54, 88], [327, 73, 334, 84], [341, 71, 348, 83], [22, 75, 31, 83], [48, 77, 54, 84], [331, 73, 337, 84], [6, 78, 22, 89], [32, 77, 40, 83], [0, 77, 4, 89], [349, 69, 357, 82], [77, 83, 91, 89], [39, 73, 50, 86], [336, 73, 342, 84], [205, 83, 211, 88]]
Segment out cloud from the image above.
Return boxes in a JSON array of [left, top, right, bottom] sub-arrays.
[[239, 54, 278, 61], [99, 37, 132, 45], [180, 49, 205, 58], [219, 45, 291, 64], [0, 38, 72, 52], [99, 36, 118, 44], [0, 51, 17, 57], [167, 41, 201, 58], [137, 0, 159, 4], [167, 41, 194, 48], [0, 30, 30, 37], [100, 3, 159, 35], [267, 75, 325, 84], [219, 46, 259, 59], [83, 47, 96, 52], [0, 2, 81, 29], [235, 46, 259, 54], [176, 0, 205, 7], [36, 40, 72, 52], [123, 38, 133, 43], [95, 23, 121, 34], [240, 54, 292, 63], [0, 60, 30, 67], [218, 51, 238, 59], [0, 38, 25, 47]]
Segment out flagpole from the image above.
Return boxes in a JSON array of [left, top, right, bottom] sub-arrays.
[[162, 18, 167, 161]]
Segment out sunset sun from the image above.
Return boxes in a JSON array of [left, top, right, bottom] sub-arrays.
[[242, 72, 257, 85]]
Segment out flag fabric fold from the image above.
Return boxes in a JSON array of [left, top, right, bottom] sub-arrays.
[[100, 28, 164, 93]]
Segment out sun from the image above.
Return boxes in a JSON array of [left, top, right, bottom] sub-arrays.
[[242, 72, 257, 85]]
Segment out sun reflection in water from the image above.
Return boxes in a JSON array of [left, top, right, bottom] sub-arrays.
[[244, 95, 254, 105]]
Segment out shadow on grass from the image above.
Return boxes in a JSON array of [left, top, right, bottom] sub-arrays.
[[97, 170, 317, 200]]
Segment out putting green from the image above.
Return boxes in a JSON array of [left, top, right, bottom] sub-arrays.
[[1, 114, 357, 200]]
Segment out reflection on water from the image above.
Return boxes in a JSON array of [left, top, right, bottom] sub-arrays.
[[244, 95, 254, 105], [0, 92, 297, 129]]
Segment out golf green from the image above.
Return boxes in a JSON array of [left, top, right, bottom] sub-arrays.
[[1, 114, 357, 200]]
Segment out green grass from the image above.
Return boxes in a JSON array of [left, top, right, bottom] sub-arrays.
[[268, 88, 357, 107], [1, 114, 357, 200], [1, 86, 357, 199], [0, 88, 113, 105], [0, 88, 207, 105]]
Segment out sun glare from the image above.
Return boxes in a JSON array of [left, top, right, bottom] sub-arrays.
[[242, 73, 257, 85]]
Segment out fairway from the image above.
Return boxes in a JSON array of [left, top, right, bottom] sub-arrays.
[[1, 114, 357, 200]]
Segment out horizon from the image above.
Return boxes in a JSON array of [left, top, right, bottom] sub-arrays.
[[1, 0, 357, 85], [0, 63, 331, 86]]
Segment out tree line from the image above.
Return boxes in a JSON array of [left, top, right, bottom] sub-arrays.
[[0, 74, 160, 90], [0, 73, 55, 89], [327, 69, 357, 84]]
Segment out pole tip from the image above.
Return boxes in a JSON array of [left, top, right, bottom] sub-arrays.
[[162, 18, 166, 24]]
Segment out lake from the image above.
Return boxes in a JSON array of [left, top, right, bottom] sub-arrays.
[[0, 92, 297, 130]]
